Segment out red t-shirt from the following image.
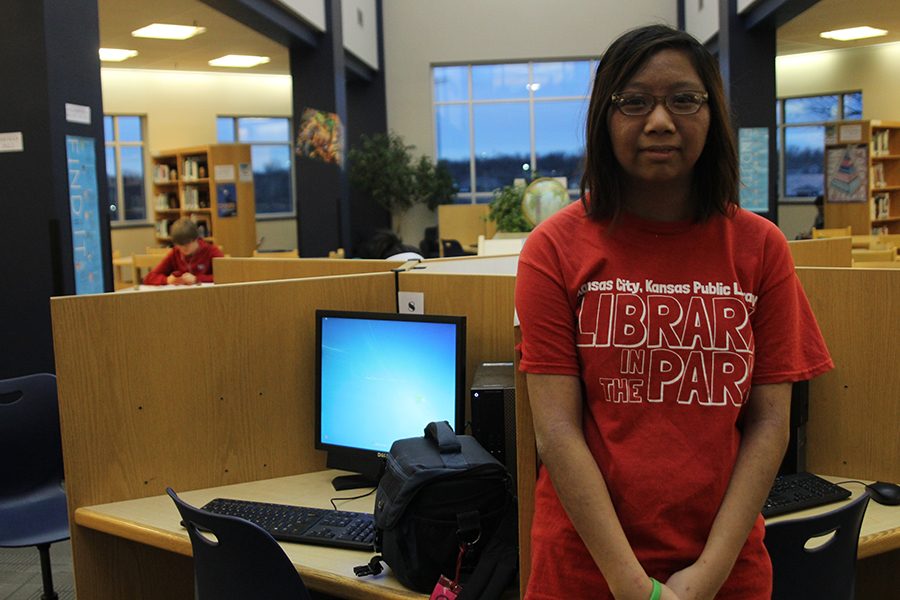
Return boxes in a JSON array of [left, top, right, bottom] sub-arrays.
[[143, 239, 223, 285], [515, 202, 833, 599]]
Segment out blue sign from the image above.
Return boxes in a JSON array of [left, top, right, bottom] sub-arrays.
[[66, 135, 105, 294], [739, 127, 769, 213]]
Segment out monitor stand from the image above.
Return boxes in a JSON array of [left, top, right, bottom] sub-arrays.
[[331, 473, 381, 491]]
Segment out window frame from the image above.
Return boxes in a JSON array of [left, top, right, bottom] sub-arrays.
[[217, 115, 296, 219], [104, 114, 149, 226], [776, 90, 862, 204], [432, 59, 596, 204]]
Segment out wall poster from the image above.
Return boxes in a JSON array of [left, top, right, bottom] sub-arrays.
[[217, 182, 237, 217], [65, 135, 105, 294], [296, 108, 343, 165]]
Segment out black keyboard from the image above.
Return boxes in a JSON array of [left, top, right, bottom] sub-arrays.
[[201, 498, 376, 551], [762, 472, 852, 518]]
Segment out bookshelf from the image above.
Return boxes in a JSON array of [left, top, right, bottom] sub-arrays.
[[824, 120, 900, 235], [151, 144, 257, 256]]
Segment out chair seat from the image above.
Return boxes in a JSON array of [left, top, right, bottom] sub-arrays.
[[0, 484, 69, 548]]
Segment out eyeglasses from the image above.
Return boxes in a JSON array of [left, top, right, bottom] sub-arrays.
[[610, 91, 709, 116]]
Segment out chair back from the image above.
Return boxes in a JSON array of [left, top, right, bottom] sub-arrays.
[[166, 488, 311, 600], [0, 374, 63, 497], [765, 492, 869, 600], [133, 253, 166, 284]]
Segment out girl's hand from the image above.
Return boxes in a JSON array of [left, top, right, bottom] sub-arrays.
[[665, 565, 716, 600]]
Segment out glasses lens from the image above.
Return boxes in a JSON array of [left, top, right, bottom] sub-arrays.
[[667, 93, 704, 114], [615, 93, 650, 115]]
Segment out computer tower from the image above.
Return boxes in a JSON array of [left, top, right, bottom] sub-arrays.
[[470, 362, 517, 485]]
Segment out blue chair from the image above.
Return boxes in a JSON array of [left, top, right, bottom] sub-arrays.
[[764, 491, 869, 600], [0, 373, 69, 600], [167, 488, 312, 600]]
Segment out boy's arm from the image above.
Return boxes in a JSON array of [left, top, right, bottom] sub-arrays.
[[195, 245, 224, 283], [142, 252, 176, 285]]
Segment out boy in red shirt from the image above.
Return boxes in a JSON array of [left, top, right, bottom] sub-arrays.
[[143, 218, 223, 285]]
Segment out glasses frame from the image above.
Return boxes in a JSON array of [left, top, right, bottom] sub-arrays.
[[610, 91, 709, 116]]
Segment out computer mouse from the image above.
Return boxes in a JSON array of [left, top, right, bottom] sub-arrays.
[[865, 481, 900, 506]]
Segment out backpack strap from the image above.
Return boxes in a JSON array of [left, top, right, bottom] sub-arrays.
[[425, 421, 467, 468], [425, 421, 461, 453]]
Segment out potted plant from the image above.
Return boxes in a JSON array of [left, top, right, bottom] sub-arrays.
[[412, 156, 458, 212], [349, 133, 459, 233], [487, 183, 533, 233], [348, 132, 417, 222]]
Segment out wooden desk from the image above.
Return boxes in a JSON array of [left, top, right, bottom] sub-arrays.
[[75, 470, 426, 599], [765, 476, 900, 560]]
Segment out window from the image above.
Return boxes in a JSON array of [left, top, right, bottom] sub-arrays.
[[776, 92, 862, 201], [104, 115, 147, 222], [433, 60, 595, 203], [217, 116, 294, 215]]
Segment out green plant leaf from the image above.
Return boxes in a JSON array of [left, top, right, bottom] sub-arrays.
[[487, 184, 533, 232]]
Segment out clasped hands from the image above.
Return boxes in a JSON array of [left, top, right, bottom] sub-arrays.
[[166, 272, 198, 285]]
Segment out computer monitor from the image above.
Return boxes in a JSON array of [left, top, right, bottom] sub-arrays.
[[315, 309, 466, 490]]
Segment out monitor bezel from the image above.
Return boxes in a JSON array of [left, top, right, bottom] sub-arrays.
[[314, 309, 467, 486]]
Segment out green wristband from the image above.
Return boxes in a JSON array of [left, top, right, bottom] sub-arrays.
[[648, 577, 662, 600]]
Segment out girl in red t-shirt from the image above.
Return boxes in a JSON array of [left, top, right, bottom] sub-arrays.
[[515, 25, 833, 600]]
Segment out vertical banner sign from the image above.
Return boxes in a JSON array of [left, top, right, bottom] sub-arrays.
[[738, 127, 769, 213], [66, 135, 105, 294]]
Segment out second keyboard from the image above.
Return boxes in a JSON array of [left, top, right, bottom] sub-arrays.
[[763, 472, 852, 518], [201, 497, 376, 551]]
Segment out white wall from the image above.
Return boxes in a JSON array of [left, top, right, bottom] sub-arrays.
[[382, 0, 677, 243], [342, 0, 379, 69], [276, 0, 326, 30], [684, 0, 718, 44], [776, 42, 900, 120], [274, 0, 379, 69], [101, 68, 297, 256]]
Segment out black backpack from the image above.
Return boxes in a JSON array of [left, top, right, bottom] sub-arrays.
[[355, 421, 517, 597]]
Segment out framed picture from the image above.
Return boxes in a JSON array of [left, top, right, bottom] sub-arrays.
[[825, 145, 867, 203]]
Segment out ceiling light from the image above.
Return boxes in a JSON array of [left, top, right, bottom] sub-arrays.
[[99, 48, 138, 62], [819, 26, 888, 42], [132, 23, 206, 40], [208, 55, 271, 68]]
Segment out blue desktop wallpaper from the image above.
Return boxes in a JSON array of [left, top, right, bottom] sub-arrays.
[[320, 317, 460, 452]]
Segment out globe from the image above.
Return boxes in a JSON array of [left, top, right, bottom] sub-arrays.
[[521, 177, 570, 226]]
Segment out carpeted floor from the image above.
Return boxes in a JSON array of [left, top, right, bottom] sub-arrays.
[[0, 541, 75, 600]]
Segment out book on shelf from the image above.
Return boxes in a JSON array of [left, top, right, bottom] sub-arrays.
[[871, 130, 891, 156], [155, 192, 179, 211], [873, 193, 891, 220], [183, 186, 200, 210], [182, 157, 208, 181], [154, 163, 172, 183], [872, 163, 886, 189], [155, 219, 170, 238]]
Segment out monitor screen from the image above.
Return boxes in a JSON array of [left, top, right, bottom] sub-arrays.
[[315, 309, 466, 490]]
